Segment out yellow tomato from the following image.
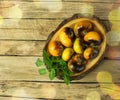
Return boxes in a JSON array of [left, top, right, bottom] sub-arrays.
[[62, 48, 74, 61], [83, 47, 93, 60], [73, 38, 83, 54], [84, 31, 101, 43], [59, 28, 72, 47], [48, 41, 63, 56]]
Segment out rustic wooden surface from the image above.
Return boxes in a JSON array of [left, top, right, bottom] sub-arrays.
[[0, 0, 120, 100]]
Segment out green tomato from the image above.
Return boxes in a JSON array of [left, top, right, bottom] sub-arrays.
[[62, 48, 74, 61], [73, 38, 83, 54]]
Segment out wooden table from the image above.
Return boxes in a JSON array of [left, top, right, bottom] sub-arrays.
[[0, 0, 120, 100]]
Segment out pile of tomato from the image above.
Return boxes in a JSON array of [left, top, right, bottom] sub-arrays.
[[47, 20, 102, 73]]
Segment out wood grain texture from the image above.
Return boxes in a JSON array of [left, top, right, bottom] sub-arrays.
[[0, 1, 118, 19], [64, 0, 120, 3], [1, 0, 120, 3], [0, 97, 40, 100], [0, 19, 61, 40], [0, 81, 112, 100], [0, 20, 110, 40], [0, 56, 119, 83], [0, 19, 61, 29], [0, 40, 44, 56], [0, 28, 49, 40], [0, 0, 120, 100], [0, 40, 120, 59]]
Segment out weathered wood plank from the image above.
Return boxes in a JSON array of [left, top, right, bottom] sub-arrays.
[[0, 1, 119, 19], [64, 0, 120, 3], [0, 20, 110, 40], [0, 19, 61, 29], [1, 0, 120, 4], [0, 19, 61, 40], [0, 56, 119, 83], [105, 46, 120, 60], [0, 29, 47, 40], [0, 81, 112, 100], [0, 1, 119, 100], [0, 56, 50, 81], [0, 40, 120, 59], [0, 97, 40, 100], [0, 40, 44, 56]]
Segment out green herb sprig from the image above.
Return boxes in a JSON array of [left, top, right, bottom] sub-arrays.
[[35, 50, 73, 85], [35, 58, 47, 75]]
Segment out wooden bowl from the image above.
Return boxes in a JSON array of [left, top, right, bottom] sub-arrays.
[[44, 14, 107, 80]]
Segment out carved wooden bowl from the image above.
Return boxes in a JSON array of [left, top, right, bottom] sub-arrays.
[[44, 14, 107, 80]]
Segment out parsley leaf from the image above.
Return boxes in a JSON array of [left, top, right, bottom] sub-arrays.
[[42, 50, 52, 69], [42, 50, 71, 85], [38, 68, 47, 75], [49, 68, 56, 80], [63, 75, 70, 85], [35, 58, 43, 67]]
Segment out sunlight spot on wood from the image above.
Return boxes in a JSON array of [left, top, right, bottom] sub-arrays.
[[110, 89, 120, 99], [41, 84, 56, 98], [86, 91, 101, 100], [2, 4, 23, 25], [11, 88, 37, 100], [106, 30, 120, 46], [96, 71, 112, 83], [111, 24, 120, 33], [108, 6, 120, 25], [108, 6, 120, 43], [78, 3, 94, 16], [0, 15, 3, 26], [96, 71, 120, 99], [32, 0, 63, 12]]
